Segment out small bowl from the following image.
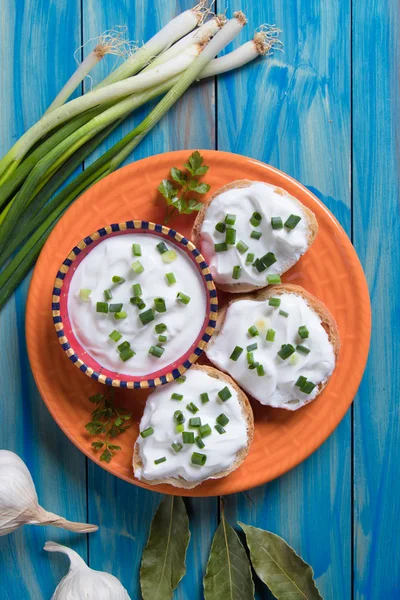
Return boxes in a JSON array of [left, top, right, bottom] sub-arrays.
[[52, 220, 218, 389]]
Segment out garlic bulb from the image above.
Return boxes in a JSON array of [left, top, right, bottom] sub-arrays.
[[45, 542, 131, 599], [0, 450, 98, 536]]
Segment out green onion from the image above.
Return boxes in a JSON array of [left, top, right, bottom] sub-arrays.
[[176, 292, 190, 305], [112, 276, 125, 284], [79, 288, 91, 301], [277, 344, 295, 360], [155, 323, 167, 334], [214, 242, 228, 252], [132, 243, 142, 256], [267, 274, 281, 284], [114, 311, 127, 320], [175, 424, 184, 433], [139, 308, 154, 325], [300, 380, 316, 394], [298, 325, 309, 339], [236, 240, 248, 254], [295, 375, 308, 388], [195, 436, 205, 449], [161, 249, 177, 263], [96, 302, 108, 313], [200, 392, 209, 404], [186, 402, 199, 414], [284, 214, 301, 229], [248, 325, 259, 337], [230, 346, 243, 361], [271, 216, 283, 229], [149, 345, 164, 358], [171, 393, 183, 401], [247, 351, 255, 365], [225, 213, 236, 225], [120, 348, 135, 361], [154, 297, 167, 312], [109, 329, 122, 342], [257, 364, 265, 376], [225, 227, 236, 245], [189, 417, 201, 428], [176, 376, 186, 384], [296, 344, 310, 355], [246, 253, 255, 264], [247, 342, 258, 351], [218, 386, 232, 402], [158, 334, 167, 343], [253, 259, 266, 273], [132, 283, 142, 296], [154, 457, 166, 465], [266, 328, 276, 342], [117, 341, 130, 352], [279, 309, 289, 318], [132, 260, 144, 274], [199, 424, 212, 438], [250, 230, 262, 240], [191, 452, 207, 466], [166, 272, 176, 285], [109, 303, 123, 312], [130, 296, 146, 310], [156, 241, 168, 254], [250, 211, 262, 227], [268, 297, 281, 307], [232, 265, 241, 279], [260, 252, 276, 268], [248, 362, 259, 370], [216, 413, 229, 427], [173, 410, 185, 423], [182, 431, 195, 444], [215, 424, 226, 435], [140, 427, 154, 438], [215, 222, 226, 233], [171, 442, 183, 453]]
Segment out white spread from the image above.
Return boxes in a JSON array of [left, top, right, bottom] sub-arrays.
[[206, 293, 336, 410], [200, 182, 310, 285], [67, 233, 206, 376], [134, 368, 249, 485]]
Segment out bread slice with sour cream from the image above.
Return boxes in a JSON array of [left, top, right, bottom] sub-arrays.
[[192, 180, 318, 293], [206, 284, 340, 411], [133, 364, 254, 489]]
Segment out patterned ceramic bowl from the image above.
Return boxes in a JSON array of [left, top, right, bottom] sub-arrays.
[[52, 220, 218, 389]]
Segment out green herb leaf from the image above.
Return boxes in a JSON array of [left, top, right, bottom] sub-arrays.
[[170, 167, 187, 187], [100, 448, 113, 463], [108, 444, 121, 451], [184, 150, 209, 176], [204, 514, 254, 600], [91, 441, 104, 450], [85, 421, 106, 435], [140, 496, 190, 600], [188, 180, 210, 194], [88, 393, 103, 404], [239, 523, 322, 599], [158, 179, 178, 203]]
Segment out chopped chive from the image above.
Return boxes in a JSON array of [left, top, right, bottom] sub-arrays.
[[225, 227, 236, 245], [96, 302, 108, 313], [246, 253, 255, 264], [155, 323, 167, 334], [171, 442, 183, 453], [79, 288, 91, 301], [284, 214, 302, 229], [248, 362, 259, 370], [195, 436, 205, 449], [290, 353, 299, 365], [139, 308, 154, 325], [166, 272, 176, 285], [177, 292, 191, 305], [216, 413, 229, 427], [260, 252, 277, 268], [247, 342, 258, 352], [296, 344, 310, 355], [253, 258, 266, 273], [171, 393, 183, 401], [267, 274, 281, 284], [247, 352, 255, 365], [112, 275, 125, 284], [140, 427, 154, 438], [119, 348, 135, 362], [230, 346, 243, 361], [176, 376, 186, 384], [109, 303, 123, 313], [173, 410, 185, 423], [149, 345, 164, 358], [248, 325, 259, 337], [162, 249, 177, 263], [117, 341, 130, 352], [186, 402, 199, 414], [236, 240, 249, 254], [191, 452, 207, 466], [298, 325, 309, 339], [104, 289, 113, 300], [154, 457, 166, 465], [268, 297, 281, 307], [132, 283, 142, 296], [182, 431, 195, 444], [266, 328, 276, 342], [109, 330, 122, 342], [279, 309, 289, 318], [215, 222, 226, 233], [175, 424, 185, 433], [200, 392, 209, 404], [257, 364, 265, 377], [215, 424, 226, 435], [277, 344, 296, 360], [250, 211, 262, 227], [225, 213, 236, 225], [218, 386, 232, 402], [132, 243, 142, 256], [156, 241, 168, 254], [158, 334, 167, 343], [232, 265, 241, 280], [132, 260, 144, 274], [295, 375, 308, 388], [214, 242, 228, 252], [189, 417, 201, 428], [130, 296, 146, 310], [154, 297, 167, 313], [300, 381, 316, 394], [250, 230, 262, 240], [199, 424, 212, 438], [271, 216, 283, 230], [114, 311, 127, 320]]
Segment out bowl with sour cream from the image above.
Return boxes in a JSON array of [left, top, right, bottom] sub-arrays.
[[52, 220, 218, 389]]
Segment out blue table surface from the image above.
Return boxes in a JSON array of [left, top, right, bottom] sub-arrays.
[[1, 1, 399, 598]]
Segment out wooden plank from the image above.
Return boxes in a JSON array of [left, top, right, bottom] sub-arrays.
[[82, 2, 218, 598], [0, 1, 88, 599], [217, 1, 352, 598], [352, 1, 400, 597]]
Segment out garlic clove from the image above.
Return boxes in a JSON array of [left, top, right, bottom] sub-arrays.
[[45, 542, 132, 599]]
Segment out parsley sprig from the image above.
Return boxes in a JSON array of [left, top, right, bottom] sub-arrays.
[[85, 388, 132, 463], [158, 151, 210, 223]]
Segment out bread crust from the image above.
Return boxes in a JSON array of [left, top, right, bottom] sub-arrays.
[[133, 364, 254, 489], [192, 180, 318, 293], [206, 284, 340, 406]]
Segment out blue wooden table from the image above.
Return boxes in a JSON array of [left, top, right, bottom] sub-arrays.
[[0, 1, 398, 598]]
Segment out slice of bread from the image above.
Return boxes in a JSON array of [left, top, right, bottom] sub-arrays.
[[192, 180, 318, 293], [133, 364, 254, 489], [206, 284, 340, 410]]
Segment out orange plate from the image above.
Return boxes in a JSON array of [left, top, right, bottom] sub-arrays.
[[26, 150, 371, 497]]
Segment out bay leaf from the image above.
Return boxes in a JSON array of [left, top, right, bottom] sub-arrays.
[[239, 523, 323, 600], [204, 514, 254, 599], [140, 496, 190, 600]]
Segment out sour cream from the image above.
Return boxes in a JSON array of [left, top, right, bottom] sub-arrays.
[[67, 233, 206, 376], [134, 368, 250, 485], [206, 293, 336, 410], [200, 182, 310, 286]]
